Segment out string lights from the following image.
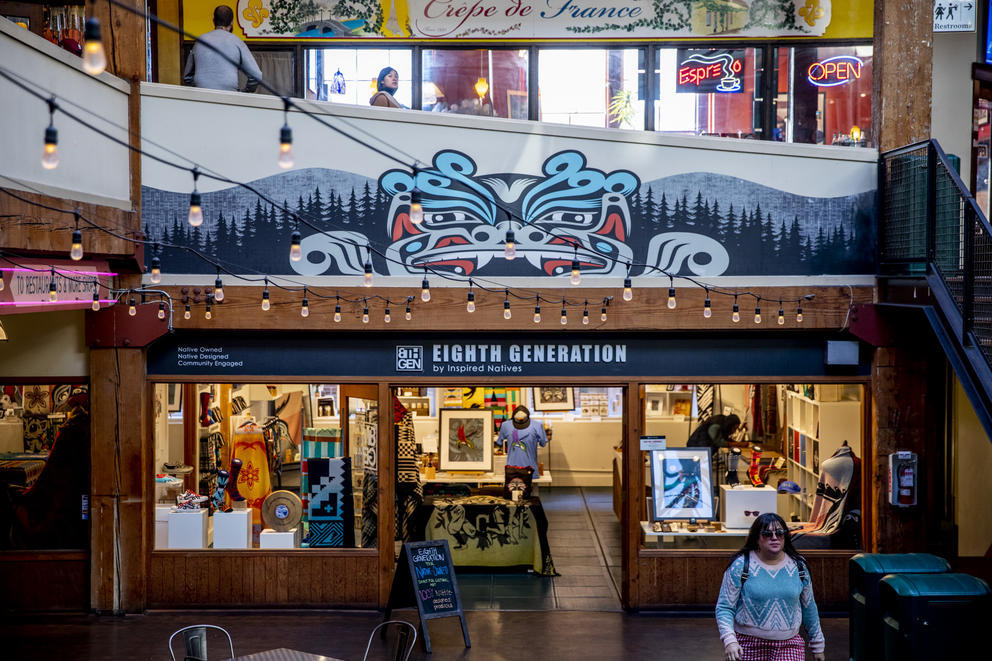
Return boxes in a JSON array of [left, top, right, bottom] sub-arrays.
[[184, 303, 191, 320], [503, 290, 511, 319], [127, 297, 136, 316], [466, 279, 476, 313], [91, 291, 100, 311], [363, 248, 374, 287], [732, 295, 740, 323], [560, 298, 567, 325], [213, 268, 225, 302], [504, 227, 516, 260], [421, 268, 431, 302], [149, 244, 162, 284], [533, 296, 541, 324], [334, 296, 342, 322], [623, 263, 633, 302], [188, 168, 203, 227], [703, 288, 712, 318], [384, 301, 392, 323], [48, 267, 57, 302], [158, 299, 167, 320], [754, 301, 762, 324], [204, 293, 213, 320], [570, 247, 581, 286], [261, 278, 270, 310], [667, 277, 677, 310], [362, 298, 370, 323], [300, 287, 309, 317], [82, 17, 107, 76], [583, 300, 589, 325], [42, 98, 59, 170], [70, 212, 83, 261], [289, 227, 302, 262], [405, 299, 412, 320], [278, 98, 294, 170]]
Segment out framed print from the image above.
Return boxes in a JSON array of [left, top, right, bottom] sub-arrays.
[[532, 387, 575, 412], [438, 408, 493, 472], [167, 384, 183, 412], [650, 447, 714, 520]]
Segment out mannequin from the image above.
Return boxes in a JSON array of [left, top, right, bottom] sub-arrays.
[[496, 405, 548, 479], [792, 443, 859, 548]]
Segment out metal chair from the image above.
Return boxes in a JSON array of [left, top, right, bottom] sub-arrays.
[[362, 620, 417, 661], [168, 624, 235, 661]]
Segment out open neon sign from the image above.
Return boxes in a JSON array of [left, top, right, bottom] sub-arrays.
[[807, 55, 864, 87]]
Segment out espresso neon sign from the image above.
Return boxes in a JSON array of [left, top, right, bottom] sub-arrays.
[[675, 49, 745, 93], [807, 55, 864, 87]]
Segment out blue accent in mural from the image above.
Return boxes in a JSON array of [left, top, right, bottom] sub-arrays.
[[140, 149, 876, 278]]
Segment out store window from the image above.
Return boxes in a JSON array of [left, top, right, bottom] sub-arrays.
[[0, 383, 90, 550], [152, 383, 377, 550], [655, 47, 762, 138], [422, 48, 529, 118], [776, 46, 873, 145], [538, 49, 641, 128], [305, 48, 413, 107], [639, 383, 864, 551]]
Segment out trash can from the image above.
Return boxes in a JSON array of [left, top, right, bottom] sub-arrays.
[[880, 572, 992, 661], [849, 553, 950, 661]]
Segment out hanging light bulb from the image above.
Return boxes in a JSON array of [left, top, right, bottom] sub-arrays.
[[409, 187, 424, 224], [278, 122, 294, 169], [150, 255, 162, 284], [560, 301, 568, 325], [82, 18, 107, 76], [363, 256, 374, 287], [583, 305, 590, 325], [334, 299, 342, 323], [300, 289, 309, 318], [503, 300, 512, 319], [42, 122, 59, 170], [362, 300, 370, 324], [384, 306, 392, 323], [533, 299, 542, 324], [70, 223, 83, 261], [504, 228, 516, 260], [261, 280, 270, 311], [205, 301, 212, 320], [188, 190, 203, 228], [623, 276, 633, 302], [667, 279, 677, 309], [703, 290, 712, 318], [732, 296, 740, 323], [466, 280, 476, 313], [405, 302, 412, 321], [570, 253, 581, 286], [158, 301, 167, 320], [91, 291, 100, 312], [796, 303, 804, 323], [184, 304, 191, 320], [778, 302, 785, 326], [421, 271, 431, 302], [48, 270, 57, 302], [289, 230, 302, 262], [474, 77, 489, 98], [213, 272, 224, 302], [754, 304, 762, 324], [128, 297, 136, 316]]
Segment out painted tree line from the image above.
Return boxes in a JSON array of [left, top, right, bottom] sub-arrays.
[[145, 181, 873, 275]]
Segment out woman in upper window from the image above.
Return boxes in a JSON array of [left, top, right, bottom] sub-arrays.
[[715, 512, 825, 661], [370, 67, 404, 109]]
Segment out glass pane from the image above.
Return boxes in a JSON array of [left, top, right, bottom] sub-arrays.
[[421, 49, 529, 118], [539, 49, 642, 128], [655, 48, 761, 138], [305, 48, 412, 108], [780, 46, 873, 146]]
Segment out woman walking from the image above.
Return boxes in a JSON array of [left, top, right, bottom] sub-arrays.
[[715, 513, 825, 661]]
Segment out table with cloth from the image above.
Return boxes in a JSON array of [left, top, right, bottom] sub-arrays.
[[412, 495, 557, 575]]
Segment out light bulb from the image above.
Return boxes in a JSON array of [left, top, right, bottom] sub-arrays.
[[533, 305, 541, 323], [213, 277, 224, 302], [49, 279, 58, 303], [410, 188, 423, 224], [362, 307, 370, 324], [261, 289, 270, 311], [754, 306, 761, 324], [128, 297, 136, 316], [188, 191, 203, 227], [42, 126, 59, 170], [405, 305, 412, 321], [601, 307, 608, 322], [0, 277, 4, 291], [363, 261, 373, 287], [703, 298, 712, 318], [797, 306, 804, 323], [732, 303, 740, 323], [504, 230, 516, 260], [150, 256, 162, 284], [184, 304, 191, 320], [622, 277, 632, 301], [205, 305, 212, 320], [289, 231, 302, 262], [82, 19, 107, 75], [560, 308, 568, 325], [778, 307, 785, 325], [70, 229, 83, 260], [466, 290, 475, 313], [583, 309, 589, 325], [278, 124, 294, 169], [570, 260, 581, 285], [503, 300, 512, 319], [421, 277, 431, 302], [301, 298, 309, 317], [334, 304, 341, 322], [667, 287, 677, 309], [157, 301, 166, 320], [384, 308, 391, 323], [91, 292, 100, 311]]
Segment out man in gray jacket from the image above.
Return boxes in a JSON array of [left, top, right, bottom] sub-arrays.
[[183, 5, 262, 93]]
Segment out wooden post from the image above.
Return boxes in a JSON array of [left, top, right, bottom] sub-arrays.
[[621, 381, 642, 610], [378, 381, 396, 607]]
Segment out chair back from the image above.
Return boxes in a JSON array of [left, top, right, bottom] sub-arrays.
[[363, 620, 418, 661], [168, 624, 235, 661]]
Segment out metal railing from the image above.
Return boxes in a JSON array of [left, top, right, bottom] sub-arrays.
[[880, 139, 992, 362]]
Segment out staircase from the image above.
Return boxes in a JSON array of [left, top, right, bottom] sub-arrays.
[[880, 140, 992, 438]]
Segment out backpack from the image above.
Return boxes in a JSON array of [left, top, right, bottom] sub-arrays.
[[739, 553, 808, 588]]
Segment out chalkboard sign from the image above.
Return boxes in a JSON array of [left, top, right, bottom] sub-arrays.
[[386, 540, 470, 653]]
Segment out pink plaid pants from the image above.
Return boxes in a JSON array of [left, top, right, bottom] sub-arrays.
[[736, 633, 806, 661]]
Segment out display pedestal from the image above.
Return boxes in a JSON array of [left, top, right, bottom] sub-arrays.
[[214, 509, 252, 549], [167, 508, 209, 549], [719, 485, 777, 529], [155, 505, 171, 548], [260, 527, 299, 548]]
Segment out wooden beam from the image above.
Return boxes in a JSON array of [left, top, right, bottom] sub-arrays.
[[622, 381, 642, 610], [377, 381, 395, 607]]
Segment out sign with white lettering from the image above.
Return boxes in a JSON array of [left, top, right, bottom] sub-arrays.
[[933, 1, 975, 32], [0, 258, 114, 314], [640, 435, 667, 451]]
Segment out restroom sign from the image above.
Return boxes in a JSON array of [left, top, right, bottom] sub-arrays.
[[933, 2, 975, 32]]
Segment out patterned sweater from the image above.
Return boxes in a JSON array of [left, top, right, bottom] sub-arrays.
[[715, 552, 825, 653]]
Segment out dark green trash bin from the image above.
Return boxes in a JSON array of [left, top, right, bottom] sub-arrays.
[[880, 573, 991, 661], [849, 553, 950, 661]]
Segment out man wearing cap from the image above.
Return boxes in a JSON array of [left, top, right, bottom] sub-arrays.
[[497, 405, 548, 479]]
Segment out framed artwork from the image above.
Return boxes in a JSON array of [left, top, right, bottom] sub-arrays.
[[438, 408, 493, 472], [649, 447, 714, 520], [167, 384, 183, 412], [532, 387, 575, 411], [507, 89, 528, 120]]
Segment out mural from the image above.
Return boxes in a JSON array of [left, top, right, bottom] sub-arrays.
[[141, 148, 875, 279]]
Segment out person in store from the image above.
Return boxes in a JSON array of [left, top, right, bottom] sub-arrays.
[[715, 512, 826, 661], [182, 5, 262, 93], [370, 67, 405, 109], [496, 405, 547, 479], [687, 413, 743, 450]]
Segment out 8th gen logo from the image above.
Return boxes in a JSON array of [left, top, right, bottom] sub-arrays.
[[396, 346, 423, 371]]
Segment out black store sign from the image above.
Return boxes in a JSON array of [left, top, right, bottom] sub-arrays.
[[146, 332, 867, 378]]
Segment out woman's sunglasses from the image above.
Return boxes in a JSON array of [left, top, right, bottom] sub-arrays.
[[744, 510, 760, 516], [760, 529, 786, 539]]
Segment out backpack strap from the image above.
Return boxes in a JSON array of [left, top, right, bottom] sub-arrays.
[[739, 553, 750, 586]]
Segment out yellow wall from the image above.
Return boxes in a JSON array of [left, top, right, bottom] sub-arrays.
[[0, 311, 89, 377], [157, 0, 183, 85], [953, 376, 992, 556]]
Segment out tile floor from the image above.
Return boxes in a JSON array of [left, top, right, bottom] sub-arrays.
[[457, 486, 623, 611]]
